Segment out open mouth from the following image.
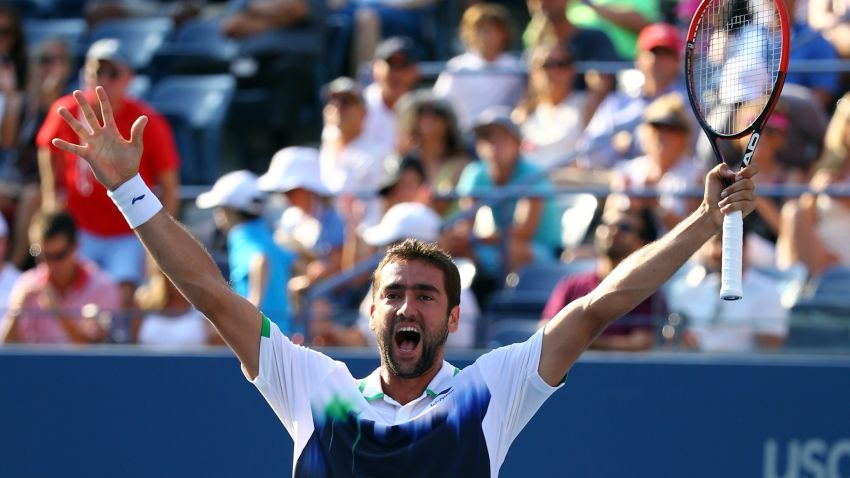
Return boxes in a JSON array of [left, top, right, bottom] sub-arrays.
[[394, 326, 421, 353]]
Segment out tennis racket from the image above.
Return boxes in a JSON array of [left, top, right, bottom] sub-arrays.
[[684, 0, 790, 300]]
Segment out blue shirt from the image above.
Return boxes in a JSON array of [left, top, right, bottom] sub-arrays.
[[455, 159, 562, 249], [787, 22, 840, 97], [228, 218, 296, 332]]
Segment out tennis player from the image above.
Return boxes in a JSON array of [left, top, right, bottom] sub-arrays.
[[52, 87, 757, 477]]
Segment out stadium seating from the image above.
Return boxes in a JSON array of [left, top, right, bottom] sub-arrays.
[[22, 17, 86, 53], [152, 17, 238, 78], [790, 266, 850, 316], [785, 266, 850, 350], [147, 74, 236, 185], [85, 17, 175, 73], [486, 319, 541, 348]]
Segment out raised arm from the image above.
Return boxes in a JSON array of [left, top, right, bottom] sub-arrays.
[[51, 88, 263, 377], [537, 164, 758, 385]]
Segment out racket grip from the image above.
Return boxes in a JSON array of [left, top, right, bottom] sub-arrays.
[[720, 210, 744, 301]]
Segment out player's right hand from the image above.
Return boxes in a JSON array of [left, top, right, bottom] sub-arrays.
[[51, 86, 147, 191]]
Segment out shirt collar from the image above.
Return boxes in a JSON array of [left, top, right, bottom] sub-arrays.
[[358, 361, 460, 404]]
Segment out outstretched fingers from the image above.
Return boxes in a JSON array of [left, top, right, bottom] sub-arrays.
[[95, 86, 116, 130], [73, 90, 101, 133], [51, 138, 88, 157], [58, 106, 93, 140]]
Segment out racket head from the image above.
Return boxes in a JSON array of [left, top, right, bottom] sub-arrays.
[[684, 0, 790, 149]]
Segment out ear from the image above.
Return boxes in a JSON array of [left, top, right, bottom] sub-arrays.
[[447, 305, 460, 333], [369, 302, 377, 332]]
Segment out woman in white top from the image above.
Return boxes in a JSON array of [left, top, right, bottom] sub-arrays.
[[778, 92, 850, 278], [433, 3, 525, 131], [137, 258, 220, 347], [513, 43, 590, 171]]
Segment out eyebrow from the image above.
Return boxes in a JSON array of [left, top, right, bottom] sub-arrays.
[[382, 283, 441, 295]]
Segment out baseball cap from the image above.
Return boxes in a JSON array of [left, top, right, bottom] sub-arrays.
[[324, 76, 363, 102], [86, 38, 132, 70], [473, 106, 521, 141], [362, 202, 442, 246], [196, 170, 265, 215], [378, 153, 426, 196], [374, 36, 418, 62], [637, 23, 682, 55], [643, 93, 692, 132], [257, 146, 329, 196]]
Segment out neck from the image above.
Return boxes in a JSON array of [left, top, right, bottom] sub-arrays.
[[339, 125, 362, 145], [596, 256, 618, 277], [382, 90, 399, 109], [49, 266, 77, 294], [380, 357, 444, 405], [544, 86, 569, 105]]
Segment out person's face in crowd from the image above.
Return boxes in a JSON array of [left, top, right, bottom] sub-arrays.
[[643, 122, 689, 167], [324, 92, 366, 135], [35, 235, 77, 285], [530, 50, 575, 99], [527, 0, 568, 20], [636, 46, 680, 90], [0, 13, 16, 55], [594, 210, 645, 262], [415, 103, 449, 142], [736, 113, 786, 166], [473, 20, 508, 59], [373, 53, 419, 103], [476, 125, 521, 184], [213, 207, 240, 233], [36, 41, 70, 87], [83, 59, 131, 104], [387, 168, 426, 204], [370, 259, 459, 379]]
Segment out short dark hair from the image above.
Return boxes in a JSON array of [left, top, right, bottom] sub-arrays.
[[372, 239, 461, 312], [32, 211, 77, 244]]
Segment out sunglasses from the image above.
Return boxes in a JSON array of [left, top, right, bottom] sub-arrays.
[[603, 220, 636, 233], [30, 242, 74, 262], [384, 56, 414, 70], [38, 54, 62, 66], [95, 65, 121, 80], [540, 59, 574, 70], [329, 94, 360, 107], [417, 105, 446, 117]]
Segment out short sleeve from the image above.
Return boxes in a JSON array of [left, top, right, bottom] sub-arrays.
[[244, 316, 345, 436], [475, 329, 563, 447], [36, 98, 70, 148], [139, 111, 180, 181], [455, 161, 485, 196]]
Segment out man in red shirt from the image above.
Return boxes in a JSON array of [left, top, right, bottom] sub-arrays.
[[36, 38, 180, 337]]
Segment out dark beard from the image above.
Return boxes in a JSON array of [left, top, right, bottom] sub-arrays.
[[377, 316, 449, 379]]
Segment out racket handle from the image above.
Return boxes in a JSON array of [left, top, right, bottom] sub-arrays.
[[720, 210, 744, 301]]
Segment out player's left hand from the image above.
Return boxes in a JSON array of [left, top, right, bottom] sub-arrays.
[[703, 163, 758, 228]]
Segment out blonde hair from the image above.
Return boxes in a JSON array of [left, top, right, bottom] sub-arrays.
[[459, 3, 514, 51], [817, 92, 850, 173]]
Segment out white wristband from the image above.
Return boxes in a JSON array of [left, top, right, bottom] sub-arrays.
[[107, 173, 163, 229]]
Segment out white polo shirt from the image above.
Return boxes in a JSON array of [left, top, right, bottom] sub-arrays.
[[246, 316, 562, 477]]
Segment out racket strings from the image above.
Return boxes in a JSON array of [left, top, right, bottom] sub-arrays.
[[690, 0, 783, 135]]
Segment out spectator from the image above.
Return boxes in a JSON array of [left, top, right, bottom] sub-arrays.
[[443, 108, 562, 281], [667, 232, 788, 352], [0, 211, 118, 344], [377, 153, 428, 210], [581, 22, 692, 168], [568, 0, 660, 60], [360, 36, 420, 159], [514, 43, 590, 171], [540, 199, 664, 351], [7, 39, 74, 270], [0, 215, 20, 311], [319, 76, 387, 196], [256, 146, 347, 316], [777, 94, 850, 277], [614, 92, 703, 231], [196, 170, 296, 334], [395, 89, 471, 215], [136, 257, 220, 347], [36, 38, 180, 323], [433, 3, 525, 131], [783, 0, 841, 109], [0, 5, 27, 104]]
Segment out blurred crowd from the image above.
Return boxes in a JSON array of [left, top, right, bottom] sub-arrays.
[[0, 0, 849, 353]]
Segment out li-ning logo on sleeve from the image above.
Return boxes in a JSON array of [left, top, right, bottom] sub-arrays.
[[132, 194, 145, 205]]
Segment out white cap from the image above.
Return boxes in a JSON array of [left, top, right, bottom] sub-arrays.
[[362, 202, 442, 246], [257, 146, 329, 196], [86, 38, 132, 70], [196, 170, 265, 214], [0, 214, 7, 237]]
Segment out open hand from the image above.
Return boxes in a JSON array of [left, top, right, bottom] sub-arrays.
[[50, 86, 147, 191]]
